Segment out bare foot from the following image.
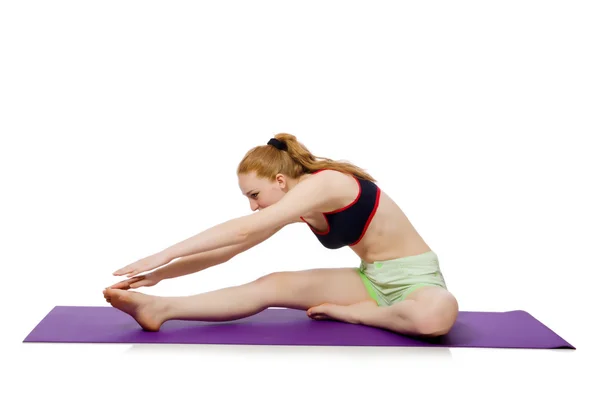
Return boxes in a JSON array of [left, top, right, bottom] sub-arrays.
[[103, 288, 168, 331], [307, 300, 377, 324]]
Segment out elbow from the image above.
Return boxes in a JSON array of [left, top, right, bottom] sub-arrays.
[[235, 215, 258, 243], [235, 223, 252, 244], [237, 229, 250, 244]]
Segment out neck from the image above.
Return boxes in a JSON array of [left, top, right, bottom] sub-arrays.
[[285, 173, 310, 191]]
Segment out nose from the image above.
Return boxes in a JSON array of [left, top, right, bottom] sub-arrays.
[[250, 201, 259, 211]]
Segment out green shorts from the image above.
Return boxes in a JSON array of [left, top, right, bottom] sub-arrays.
[[355, 250, 447, 306]]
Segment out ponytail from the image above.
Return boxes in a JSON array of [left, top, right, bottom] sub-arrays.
[[237, 132, 376, 182]]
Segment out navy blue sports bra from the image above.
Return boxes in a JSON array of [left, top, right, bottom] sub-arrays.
[[300, 170, 381, 249]]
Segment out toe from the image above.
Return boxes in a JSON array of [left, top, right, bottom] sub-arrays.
[[105, 288, 122, 301], [308, 304, 330, 318], [307, 306, 322, 316], [311, 303, 330, 313]]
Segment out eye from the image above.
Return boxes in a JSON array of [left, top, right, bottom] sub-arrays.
[[251, 193, 258, 199]]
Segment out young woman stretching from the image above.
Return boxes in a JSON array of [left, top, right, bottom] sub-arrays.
[[104, 133, 459, 337]]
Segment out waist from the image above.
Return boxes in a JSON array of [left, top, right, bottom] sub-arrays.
[[360, 249, 438, 266]]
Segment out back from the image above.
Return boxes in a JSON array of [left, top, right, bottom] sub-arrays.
[[298, 169, 432, 263]]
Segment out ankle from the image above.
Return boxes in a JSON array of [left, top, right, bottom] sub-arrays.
[[151, 296, 173, 319]]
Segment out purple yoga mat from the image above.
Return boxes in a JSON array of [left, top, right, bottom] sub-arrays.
[[23, 306, 574, 349]]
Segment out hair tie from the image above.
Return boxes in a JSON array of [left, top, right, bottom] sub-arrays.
[[268, 138, 287, 151]]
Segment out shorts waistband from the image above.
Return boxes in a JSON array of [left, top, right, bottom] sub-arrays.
[[362, 250, 438, 266]]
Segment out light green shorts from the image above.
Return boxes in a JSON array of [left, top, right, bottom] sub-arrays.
[[355, 250, 447, 306]]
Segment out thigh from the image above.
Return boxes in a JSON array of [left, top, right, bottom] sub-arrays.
[[405, 285, 457, 306], [257, 267, 374, 310]]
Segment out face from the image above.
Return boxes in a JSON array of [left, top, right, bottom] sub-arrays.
[[238, 172, 289, 211]]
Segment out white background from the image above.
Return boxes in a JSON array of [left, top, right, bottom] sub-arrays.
[[1, 1, 598, 396]]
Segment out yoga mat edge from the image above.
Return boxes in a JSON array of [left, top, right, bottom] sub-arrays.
[[22, 306, 575, 350]]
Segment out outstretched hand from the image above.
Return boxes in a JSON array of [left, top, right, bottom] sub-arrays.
[[113, 252, 171, 278], [107, 274, 160, 290]]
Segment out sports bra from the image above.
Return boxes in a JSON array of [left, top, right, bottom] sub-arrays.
[[300, 169, 381, 249]]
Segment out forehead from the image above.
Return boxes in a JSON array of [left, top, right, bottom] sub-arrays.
[[238, 172, 269, 192]]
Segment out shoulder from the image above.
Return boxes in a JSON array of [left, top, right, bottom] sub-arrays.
[[249, 170, 344, 229], [306, 169, 364, 195], [306, 169, 354, 186], [296, 169, 342, 195], [244, 169, 367, 233]]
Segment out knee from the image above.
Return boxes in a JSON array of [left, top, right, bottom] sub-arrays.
[[253, 271, 295, 299], [413, 299, 459, 337], [253, 271, 317, 305], [255, 271, 287, 286], [253, 271, 281, 290], [413, 314, 454, 337]]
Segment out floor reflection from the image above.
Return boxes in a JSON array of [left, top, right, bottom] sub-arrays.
[[125, 343, 453, 359]]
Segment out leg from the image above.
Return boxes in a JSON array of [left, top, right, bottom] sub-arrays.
[[103, 267, 374, 331], [309, 250, 458, 337], [309, 286, 459, 337]]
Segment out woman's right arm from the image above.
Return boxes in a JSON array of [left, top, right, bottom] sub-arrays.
[[152, 225, 283, 281]]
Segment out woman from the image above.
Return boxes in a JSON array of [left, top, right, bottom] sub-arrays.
[[104, 133, 459, 337]]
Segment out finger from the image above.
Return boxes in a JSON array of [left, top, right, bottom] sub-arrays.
[[113, 275, 145, 288], [126, 264, 150, 277], [119, 275, 146, 287], [115, 268, 136, 277], [113, 268, 134, 276], [112, 267, 128, 276], [119, 264, 155, 278], [108, 280, 129, 289], [109, 279, 134, 289], [113, 262, 139, 276]]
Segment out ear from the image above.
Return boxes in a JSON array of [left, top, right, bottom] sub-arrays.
[[240, 170, 337, 234], [275, 173, 287, 189]]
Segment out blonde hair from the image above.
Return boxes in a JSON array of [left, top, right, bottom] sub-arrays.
[[236, 132, 376, 182]]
